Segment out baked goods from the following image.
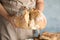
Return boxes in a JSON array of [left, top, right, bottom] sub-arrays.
[[29, 8, 47, 30], [13, 9, 30, 29], [13, 8, 47, 30]]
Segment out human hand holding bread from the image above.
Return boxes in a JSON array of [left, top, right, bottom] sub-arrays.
[[13, 8, 47, 30], [0, 3, 47, 30]]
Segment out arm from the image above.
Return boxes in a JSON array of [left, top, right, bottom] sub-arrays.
[[0, 3, 12, 22], [36, 0, 44, 12], [0, 3, 16, 27]]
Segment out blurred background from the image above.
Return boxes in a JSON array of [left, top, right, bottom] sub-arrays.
[[44, 0, 60, 33], [35, 0, 60, 36]]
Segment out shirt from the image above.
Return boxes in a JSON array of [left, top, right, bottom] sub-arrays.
[[0, 0, 36, 15], [0, 0, 36, 40]]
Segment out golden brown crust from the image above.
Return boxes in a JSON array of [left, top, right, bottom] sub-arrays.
[[13, 8, 47, 30]]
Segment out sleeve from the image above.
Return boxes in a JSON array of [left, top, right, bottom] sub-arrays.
[[0, 26, 10, 40], [0, 16, 18, 40], [0, 17, 10, 40]]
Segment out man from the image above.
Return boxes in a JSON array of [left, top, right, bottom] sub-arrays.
[[0, 0, 47, 40]]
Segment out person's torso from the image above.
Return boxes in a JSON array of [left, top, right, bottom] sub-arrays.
[[1, 0, 36, 15]]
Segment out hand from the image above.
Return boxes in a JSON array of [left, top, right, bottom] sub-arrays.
[[8, 15, 18, 28]]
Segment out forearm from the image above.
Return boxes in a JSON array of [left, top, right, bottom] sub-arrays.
[[36, 0, 44, 12], [0, 3, 11, 21]]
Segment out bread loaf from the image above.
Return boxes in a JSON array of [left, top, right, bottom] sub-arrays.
[[29, 8, 47, 30], [13, 8, 47, 30], [13, 9, 30, 29]]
